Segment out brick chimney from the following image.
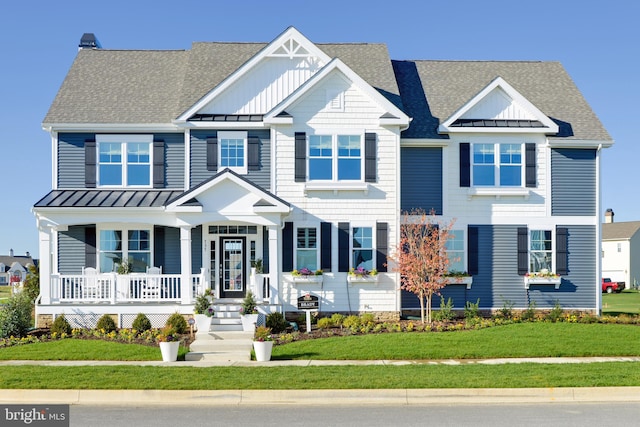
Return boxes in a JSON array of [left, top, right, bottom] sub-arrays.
[[605, 208, 615, 224]]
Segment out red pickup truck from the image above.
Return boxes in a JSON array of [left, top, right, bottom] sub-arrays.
[[602, 278, 625, 293]]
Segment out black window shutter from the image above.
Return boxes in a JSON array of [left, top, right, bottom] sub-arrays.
[[206, 137, 218, 171], [517, 227, 529, 275], [248, 136, 260, 171], [85, 139, 96, 188], [460, 143, 470, 187], [376, 222, 388, 272], [338, 222, 350, 272], [365, 132, 377, 183], [282, 222, 294, 272], [468, 226, 478, 275], [154, 226, 165, 269], [525, 143, 536, 188], [153, 139, 165, 188], [85, 225, 96, 269], [321, 222, 332, 272], [294, 132, 306, 182], [556, 227, 568, 276]]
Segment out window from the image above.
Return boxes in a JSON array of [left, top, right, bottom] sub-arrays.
[[529, 230, 552, 273], [218, 131, 247, 174], [352, 227, 373, 270], [296, 227, 318, 270], [99, 228, 151, 273], [446, 229, 465, 272], [472, 143, 522, 187], [97, 135, 152, 187], [308, 134, 362, 181]]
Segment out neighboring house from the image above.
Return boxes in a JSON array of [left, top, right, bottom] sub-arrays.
[[33, 28, 612, 328], [0, 250, 35, 286], [602, 209, 640, 289]]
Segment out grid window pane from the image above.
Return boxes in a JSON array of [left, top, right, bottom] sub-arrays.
[[473, 144, 495, 186], [530, 230, 552, 272], [296, 228, 317, 270], [352, 227, 373, 270], [220, 138, 245, 168], [500, 144, 521, 186], [446, 230, 465, 272], [309, 136, 333, 180]]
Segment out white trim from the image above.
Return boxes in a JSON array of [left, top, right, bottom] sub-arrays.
[[467, 187, 530, 199], [439, 77, 558, 134], [177, 27, 332, 122], [217, 131, 248, 175], [96, 134, 153, 188], [43, 123, 180, 132], [303, 182, 369, 195], [263, 58, 410, 128]]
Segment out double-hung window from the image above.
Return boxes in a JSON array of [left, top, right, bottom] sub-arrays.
[[296, 227, 318, 271], [472, 143, 522, 186], [529, 230, 552, 273], [446, 229, 466, 273], [97, 135, 152, 187], [218, 131, 247, 174], [309, 134, 362, 181], [99, 228, 151, 273], [352, 227, 373, 270]]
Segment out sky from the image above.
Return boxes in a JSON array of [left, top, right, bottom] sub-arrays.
[[1, 0, 637, 260]]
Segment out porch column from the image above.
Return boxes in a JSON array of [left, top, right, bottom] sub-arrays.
[[38, 227, 52, 304], [268, 225, 280, 306], [180, 226, 193, 304]]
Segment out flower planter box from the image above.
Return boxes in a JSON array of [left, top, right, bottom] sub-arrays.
[[347, 275, 379, 285], [291, 275, 324, 286], [444, 276, 473, 289], [524, 276, 561, 289]]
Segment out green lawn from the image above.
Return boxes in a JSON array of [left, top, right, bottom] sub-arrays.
[[0, 285, 11, 303], [603, 289, 640, 315]]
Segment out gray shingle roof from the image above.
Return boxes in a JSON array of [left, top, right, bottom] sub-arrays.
[[602, 221, 640, 240], [394, 60, 611, 141], [43, 38, 611, 145]]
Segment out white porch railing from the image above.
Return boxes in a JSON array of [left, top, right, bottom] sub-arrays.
[[50, 272, 205, 304]]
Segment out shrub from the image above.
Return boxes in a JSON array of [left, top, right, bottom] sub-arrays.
[[50, 314, 72, 336], [316, 317, 333, 329], [265, 312, 289, 333], [497, 298, 514, 319], [96, 314, 117, 333], [433, 297, 455, 321], [240, 291, 258, 315], [342, 315, 361, 331], [165, 312, 188, 334], [360, 313, 376, 326], [521, 301, 537, 322], [464, 298, 481, 321], [0, 293, 33, 338], [547, 300, 563, 322], [194, 294, 213, 316], [132, 313, 152, 332], [22, 264, 40, 302], [330, 313, 345, 327]]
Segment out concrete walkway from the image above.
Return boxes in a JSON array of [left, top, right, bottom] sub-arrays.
[[1, 357, 639, 405]]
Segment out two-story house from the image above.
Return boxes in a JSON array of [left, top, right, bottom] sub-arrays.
[[33, 28, 612, 328]]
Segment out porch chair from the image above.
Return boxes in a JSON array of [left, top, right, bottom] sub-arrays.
[[82, 267, 99, 299], [142, 266, 162, 299]]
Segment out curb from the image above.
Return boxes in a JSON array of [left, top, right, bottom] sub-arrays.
[[2, 387, 640, 406]]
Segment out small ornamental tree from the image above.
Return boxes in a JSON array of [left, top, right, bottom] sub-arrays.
[[388, 209, 456, 323]]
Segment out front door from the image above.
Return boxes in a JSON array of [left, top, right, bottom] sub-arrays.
[[220, 237, 246, 298]]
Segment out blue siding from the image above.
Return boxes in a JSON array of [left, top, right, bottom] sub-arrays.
[[191, 225, 202, 274], [155, 133, 184, 189], [58, 225, 88, 274], [57, 132, 184, 189], [551, 149, 596, 216], [528, 225, 596, 309], [190, 130, 271, 190], [400, 147, 442, 214], [157, 226, 181, 274], [58, 133, 93, 188], [401, 224, 596, 311]]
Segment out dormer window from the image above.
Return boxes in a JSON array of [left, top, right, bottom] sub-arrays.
[[97, 135, 152, 187]]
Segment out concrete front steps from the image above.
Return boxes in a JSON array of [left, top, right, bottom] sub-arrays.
[[185, 301, 254, 362]]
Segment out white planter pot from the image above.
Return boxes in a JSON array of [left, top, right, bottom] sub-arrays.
[[194, 314, 211, 334], [253, 340, 273, 362], [241, 314, 258, 332], [159, 341, 180, 362]]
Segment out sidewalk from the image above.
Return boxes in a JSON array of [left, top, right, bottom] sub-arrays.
[[1, 357, 640, 405]]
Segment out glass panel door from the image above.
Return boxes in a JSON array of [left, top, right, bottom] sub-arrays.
[[220, 237, 245, 298]]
